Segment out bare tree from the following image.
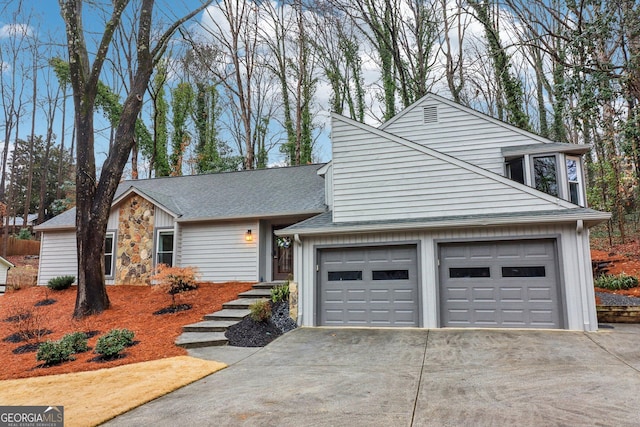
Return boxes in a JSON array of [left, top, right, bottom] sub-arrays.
[[0, 7, 30, 204], [192, 0, 278, 169], [59, 0, 211, 318]]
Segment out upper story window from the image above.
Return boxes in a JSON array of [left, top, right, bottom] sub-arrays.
[[503, 145, 588, 206], [105, 232, 115, 277], [506, 157, 525, 184], [533, 155, 559, 197], [566, 156, 584, 206], [156, 230, 174, 266]]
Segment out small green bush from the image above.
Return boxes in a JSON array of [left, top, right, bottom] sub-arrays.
[[47, 275, 75, 291], [595, 273, 638, 290], [36, 340, 74, 365], [16, 228, 32, 240], [60, 332, 89, 353], [270, 282, 290, 303], [249, 300, 272, 322], [95, 329, 135, 359]]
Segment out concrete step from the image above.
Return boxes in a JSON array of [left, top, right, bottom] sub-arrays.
[[252, 281, 284, 290], [223, 298, 267, 310], [175, 332, 228, 349], [204, 308, 251, 321], [182, 320, 238, 333], [238, 288, 272, 299]]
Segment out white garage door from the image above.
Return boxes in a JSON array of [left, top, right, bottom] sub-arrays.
[[439, 239, 562, 328], [318, 245, 419, 327]]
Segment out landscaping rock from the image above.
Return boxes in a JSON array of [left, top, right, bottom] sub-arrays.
[[225, 301, 297, 347]]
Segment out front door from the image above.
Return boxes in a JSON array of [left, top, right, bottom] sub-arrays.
[[273, 230, 293, 281]]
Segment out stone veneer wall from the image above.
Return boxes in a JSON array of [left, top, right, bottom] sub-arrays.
[[116, 195, 155, 285]]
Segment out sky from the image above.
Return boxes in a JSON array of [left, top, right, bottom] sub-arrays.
[[0, 0, 532, 178], [0, 0, 336, 179]]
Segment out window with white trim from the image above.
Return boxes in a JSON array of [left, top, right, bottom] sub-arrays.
[[566, 156, 584, 206], [105, 232, 115, 277], [156, 230, 174, 266], [533, 155, 559, 197]]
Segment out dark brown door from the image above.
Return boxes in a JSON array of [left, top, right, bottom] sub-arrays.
[[273, 232, 293, 281]]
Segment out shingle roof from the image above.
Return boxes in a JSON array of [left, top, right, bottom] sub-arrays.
[[36, 164, 328, 230]]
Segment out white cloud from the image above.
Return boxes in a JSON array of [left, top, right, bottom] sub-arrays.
[[0, 23, 33, 39]]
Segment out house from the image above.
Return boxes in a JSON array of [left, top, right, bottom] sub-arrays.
[[36, 93, 610, 331], [0, 256, 15, 294], [2, 214, 38, 235]]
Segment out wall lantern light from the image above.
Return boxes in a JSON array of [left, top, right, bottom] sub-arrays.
[[245, 229, 253, 242]]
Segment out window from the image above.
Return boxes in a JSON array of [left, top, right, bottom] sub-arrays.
[[328, 271, 362, 281], [157, 231, 174, 266], [533, 155, 558, 197], [506, 157, 525, 184], [502, 266, 546, 277], [104, 232, 115, 277], [566, 157, 583, 206], [449, 267, 491, 278], [372, 270, 409, 280]]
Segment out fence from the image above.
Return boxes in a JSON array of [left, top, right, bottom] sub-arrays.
[[0, 237, 41, 256]]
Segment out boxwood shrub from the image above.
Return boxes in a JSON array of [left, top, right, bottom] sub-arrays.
[[47, 275, 75, 291], [95, 329, 135, 359], [36, 340, 74, 365]]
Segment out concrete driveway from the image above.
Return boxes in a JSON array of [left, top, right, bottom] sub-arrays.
[[104, 325, 640, 426]]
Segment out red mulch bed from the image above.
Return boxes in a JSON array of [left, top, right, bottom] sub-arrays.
[[592, 242, 640, 299], [0, 282, 253, 380]]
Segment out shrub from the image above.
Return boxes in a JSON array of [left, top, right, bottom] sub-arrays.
[[16, 228, 32, 240], [5, 304, 49, 343], [95, 329, 135, 359], [36, 340, 74, 365], [60, 332, 89, 353], [47, 275, 75, 291], [270, 282, 290, 303], [150, 265, 200, 307], [249, 299, 272, 322], [595, 273, 638, 291]]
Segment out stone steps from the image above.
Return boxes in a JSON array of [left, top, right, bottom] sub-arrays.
[[238, 288, 272, 299], [223, 298, 268, 310], [175, 281, 283, 349], [182, 320, 238, 333], [175, 332, 228, 349]]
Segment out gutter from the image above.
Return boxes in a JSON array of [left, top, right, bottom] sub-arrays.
[[275, 211, 612, 237]]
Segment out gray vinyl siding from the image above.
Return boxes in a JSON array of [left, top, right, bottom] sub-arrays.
[[331, 117, 566, 223], [294, 223, 596, 331], [154, 207, 174, 228], [179, 221, 260, 282], [107, 209, 119, 230], [37, 231, 78, 286], [37, 231, 117, 286], [381, 99, 545, 174], [0, 265, 9, 285]]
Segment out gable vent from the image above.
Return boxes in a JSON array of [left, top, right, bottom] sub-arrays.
[[423, 105, 438, 124]]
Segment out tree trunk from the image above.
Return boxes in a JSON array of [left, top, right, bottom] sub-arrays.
[[74, 108, 110, 318]]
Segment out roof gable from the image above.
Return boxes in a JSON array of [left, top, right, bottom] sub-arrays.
[[330, 114, 576, 223], [377, 93, 590, 175]]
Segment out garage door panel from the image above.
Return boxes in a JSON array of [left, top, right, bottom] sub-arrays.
[[500, 287, 524, 301], [440, 240, 561, 329], [472, 287, 497, 302], [319, 245, 419, 327]]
